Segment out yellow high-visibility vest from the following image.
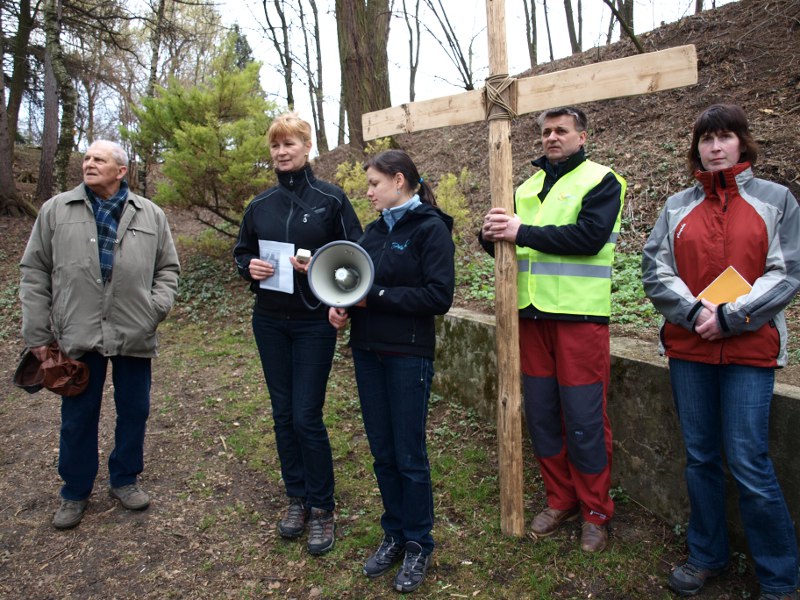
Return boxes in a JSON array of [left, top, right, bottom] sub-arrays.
[[516, 160, 626, 316]]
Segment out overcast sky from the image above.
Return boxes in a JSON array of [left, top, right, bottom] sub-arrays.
[[222, 0, 738, 149]]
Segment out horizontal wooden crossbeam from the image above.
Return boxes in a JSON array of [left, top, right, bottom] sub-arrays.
[[362, 45, 697, 141]]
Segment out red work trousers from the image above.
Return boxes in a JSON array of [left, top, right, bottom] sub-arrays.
[[519, 318, 614, 525]]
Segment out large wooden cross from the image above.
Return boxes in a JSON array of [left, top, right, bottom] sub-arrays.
[[362, 0, 697, 536]]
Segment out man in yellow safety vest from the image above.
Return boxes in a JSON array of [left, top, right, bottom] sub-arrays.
[[480, 106, 626, 553]]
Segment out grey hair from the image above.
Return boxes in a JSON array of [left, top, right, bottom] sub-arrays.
[[90, 140, 129, 166], [536, 106, 588, 132]]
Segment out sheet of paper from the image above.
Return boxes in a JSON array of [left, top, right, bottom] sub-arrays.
[[258, 240, 294, 294]]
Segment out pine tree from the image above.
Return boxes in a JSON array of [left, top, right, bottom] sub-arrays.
[[124, 33, 276, 236]]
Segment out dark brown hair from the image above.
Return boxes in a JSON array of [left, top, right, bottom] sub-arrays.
[[536, 106, 588, 132], [363, 149, 437, 206], [686, 103, 758, 175]]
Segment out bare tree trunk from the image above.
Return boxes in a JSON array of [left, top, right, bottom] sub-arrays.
[[616, 0, 634, 34], [543, 0, 554, 61], [7, 0, 38, 146], [139, 0, 167, 197], [262, 0, 294, 108], [80, 76, 98, 144], [36, 22, 58, 202], [45, 0, 77, 193], [695, 0, 704, 14], [0, 12, 36, 217], [522, 0, 538, 69], [563, 0, 581, 54], [601, 0, 643, 52], [309, 0, 328, 152], [605, 9, 616, 45], [402, 0, 421, 101], [335, 0, 391, 149], [298, 0, 328, 152]]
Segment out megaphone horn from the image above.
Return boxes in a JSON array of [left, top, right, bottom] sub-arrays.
[[307, 240, 375, 308]]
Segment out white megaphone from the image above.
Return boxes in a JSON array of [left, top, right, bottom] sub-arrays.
[[307, 240, 375, 308]]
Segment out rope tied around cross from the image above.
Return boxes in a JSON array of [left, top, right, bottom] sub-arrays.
[[484, 74, 518, 121]]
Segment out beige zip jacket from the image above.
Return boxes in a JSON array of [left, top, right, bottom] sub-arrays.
[[20, 184, 180, 359]]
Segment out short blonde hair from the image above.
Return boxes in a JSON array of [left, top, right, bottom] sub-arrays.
[[268, 112, 312, 146]]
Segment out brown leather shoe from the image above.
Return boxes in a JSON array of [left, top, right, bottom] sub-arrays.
[[529, 506, 579, 537], [580, 521, 608, 552]]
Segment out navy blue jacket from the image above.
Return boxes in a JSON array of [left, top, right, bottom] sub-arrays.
[[234, 165, 363, 319], [349, 202, 455, 358]]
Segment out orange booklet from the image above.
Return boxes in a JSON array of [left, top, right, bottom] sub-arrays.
[[697, 266, 752, 304]]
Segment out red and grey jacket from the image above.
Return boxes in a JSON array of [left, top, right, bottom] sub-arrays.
[[642, 163, 800, 367]]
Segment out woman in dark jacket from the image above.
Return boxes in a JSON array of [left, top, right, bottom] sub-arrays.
[[234, 112, 362, 556], [642, 104, 800, 600], [329, 149, 455, 594]]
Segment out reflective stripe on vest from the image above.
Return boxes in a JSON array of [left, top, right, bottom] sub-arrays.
[[515, 160, 626, 316]]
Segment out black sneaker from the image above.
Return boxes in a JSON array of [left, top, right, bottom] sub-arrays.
[[278, 497, 307, 539], [668, 561, 725, 596], [394, 541, 431, 593], [363, 535, 404, 578], [307, 508, 335, 555]]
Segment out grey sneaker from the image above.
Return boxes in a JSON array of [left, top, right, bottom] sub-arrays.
[[668, 561, 725, 596], [53, 498, 88, 529], [394, 541, 431, 593], [363, 535, 404, 577], [306, 508, 335, 555], [759, 593, 799, 600], [109, 483, 150, 510], [278, 497, 308, 539]]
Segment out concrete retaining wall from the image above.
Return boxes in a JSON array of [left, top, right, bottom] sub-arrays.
[[435, 307, 800, 545]]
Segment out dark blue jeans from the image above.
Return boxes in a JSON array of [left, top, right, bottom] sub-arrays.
[[353, 349, 435, 554], [252, 312, 337, 511], [59, 352, 151, 501], [669, 358, 799, 594]]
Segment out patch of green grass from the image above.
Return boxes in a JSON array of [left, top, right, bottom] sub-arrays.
[[198, 515, 217, 532]]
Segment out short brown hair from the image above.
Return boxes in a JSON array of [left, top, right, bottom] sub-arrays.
[[268, 111, 312, 146], [686, 104, 758, 175]]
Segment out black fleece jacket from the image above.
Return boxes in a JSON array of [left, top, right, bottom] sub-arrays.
[[349, 203, 455, 358], [234, 165, 363, 319]]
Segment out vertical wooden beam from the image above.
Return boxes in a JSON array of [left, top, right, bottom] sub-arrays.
[[485, 0, 524, 537]]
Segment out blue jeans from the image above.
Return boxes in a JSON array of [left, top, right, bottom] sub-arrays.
[[252, 312, 337, 511], [669, 358, 799, 594], [59, 352, 151, 500], [353, 349, 435, 554]]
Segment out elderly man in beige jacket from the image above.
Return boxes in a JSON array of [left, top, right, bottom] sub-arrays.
[[20, 140, 180, 529]]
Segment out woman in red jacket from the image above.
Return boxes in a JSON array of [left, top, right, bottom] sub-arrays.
[[642, 104, 800, 600]]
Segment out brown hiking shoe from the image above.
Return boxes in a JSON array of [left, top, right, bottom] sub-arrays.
[[306, 508, 335, 555], [580, 521, 608, 552], [529, 506, 579, 537], [278, 497, 308, 539]]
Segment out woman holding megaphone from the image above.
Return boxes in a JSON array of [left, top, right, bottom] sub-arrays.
[[328, 149, 455, 594], [234, 112, 362, 556]]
